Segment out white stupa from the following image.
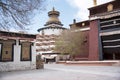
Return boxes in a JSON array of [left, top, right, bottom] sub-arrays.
[[37, 7, 66, 35], [36, 8, 67, 62]]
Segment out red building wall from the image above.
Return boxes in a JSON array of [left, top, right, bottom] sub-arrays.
[[74, 30, 89, 60], [89, 20, 99, 60]]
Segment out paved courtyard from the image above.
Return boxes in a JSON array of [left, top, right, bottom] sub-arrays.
[[0, 64, 120, 80]]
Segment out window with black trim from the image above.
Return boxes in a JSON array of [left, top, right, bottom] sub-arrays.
[[0, 40, 15, 62], [21, 42, 32, 61]]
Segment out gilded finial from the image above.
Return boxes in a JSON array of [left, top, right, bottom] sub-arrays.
[[93, 0, 97, 6]]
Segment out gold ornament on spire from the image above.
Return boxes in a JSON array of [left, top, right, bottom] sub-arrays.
[[93, 0, 97, 6]]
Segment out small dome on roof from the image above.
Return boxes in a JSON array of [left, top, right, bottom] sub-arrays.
[[44, 7, 63, 26]]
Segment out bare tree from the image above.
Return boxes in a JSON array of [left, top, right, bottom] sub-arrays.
[[55, 30, 86, 60], [0, 0, 45, 31]]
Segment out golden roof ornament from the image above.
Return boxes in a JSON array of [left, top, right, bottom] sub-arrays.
[[44, 7, 63, 27], [93, 0, 97, 6], [107, 4, 113, 11]]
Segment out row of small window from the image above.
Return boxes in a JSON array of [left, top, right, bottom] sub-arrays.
[[0, 40, 32, 62], [36, 38, 56, 41], [100, 17, 120, 30], [37, 34, 58, 38], [36, 48, 54, 52], [36, 42, 55, 46]]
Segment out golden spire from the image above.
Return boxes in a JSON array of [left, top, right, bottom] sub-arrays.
[[93, 0, 97, 6]]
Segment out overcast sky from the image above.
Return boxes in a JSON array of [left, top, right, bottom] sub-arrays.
[[27, 0, 113, 34]]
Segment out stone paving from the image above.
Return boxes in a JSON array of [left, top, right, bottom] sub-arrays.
[[0, 64, 120, 80]]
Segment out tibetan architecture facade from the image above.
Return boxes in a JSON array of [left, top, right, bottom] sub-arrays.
[[70, 0, 120, 61], [0, 31, 36, 71], [89, 0, 120, 60], [36, 8, 67, 62], [70, 20, 90, 60]]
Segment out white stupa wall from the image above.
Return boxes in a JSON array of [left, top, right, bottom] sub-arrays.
[[36, 8, 69, 62], [39, 28, 63, 35]]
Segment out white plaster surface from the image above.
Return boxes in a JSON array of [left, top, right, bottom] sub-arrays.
[[39, 28, 62, 35], [0, 40, 36, 71]]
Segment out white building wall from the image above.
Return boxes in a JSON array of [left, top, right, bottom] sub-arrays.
[[36, 25, 67, 62], [39, 28, 62, 35], [0, 39, 36, 71], [37, 28, 63, 55], [31, 43, 36, 69]]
